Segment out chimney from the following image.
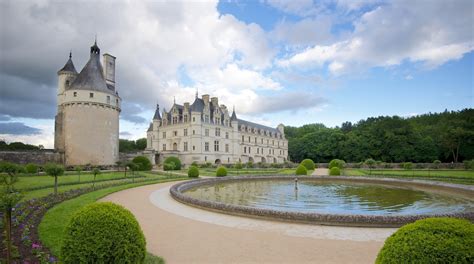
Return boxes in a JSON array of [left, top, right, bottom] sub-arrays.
[[103, 53, 116, 89], [202, 94, 210, 105], [211, 97, 218, 106]]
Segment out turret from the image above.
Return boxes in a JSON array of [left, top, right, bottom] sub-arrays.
[[57, 51, 78, 97]]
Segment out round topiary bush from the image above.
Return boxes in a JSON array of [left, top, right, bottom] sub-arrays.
[[25, 163, 38, 174], [163, 156, 181, 170], [188, 166, 199, 178], [300, 159, 315, 170], [328, 159, 346, 169], [295, 165, 307, 175], [216, 166, 227, 177], [329, 167, 341, 176], [61, 202, 146, 263], [376, 217, 474, 264], [132, 156, 152, 171]]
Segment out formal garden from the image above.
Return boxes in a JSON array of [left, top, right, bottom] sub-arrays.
[[1, 153, 473, 263]]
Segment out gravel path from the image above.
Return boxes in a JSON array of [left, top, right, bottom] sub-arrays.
[[312, 168, 329, 176], [101, 181, 395, 264]]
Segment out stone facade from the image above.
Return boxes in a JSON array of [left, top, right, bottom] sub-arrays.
[[55, 42, 121, 166], [146, 94, 288, 165]]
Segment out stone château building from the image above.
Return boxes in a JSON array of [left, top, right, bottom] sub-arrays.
[[55, 41, 121, 166], [146, 94, 288, 165]]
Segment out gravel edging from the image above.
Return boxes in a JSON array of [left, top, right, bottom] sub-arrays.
[[170, 176, 474, 228]]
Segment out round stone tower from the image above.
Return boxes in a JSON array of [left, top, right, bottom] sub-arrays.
[[55, 41, 121, 166]]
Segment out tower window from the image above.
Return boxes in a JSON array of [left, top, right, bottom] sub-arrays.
[[90, 93, 94, 98], [66, 80, 70, 87], [73, 92, 77, 97]]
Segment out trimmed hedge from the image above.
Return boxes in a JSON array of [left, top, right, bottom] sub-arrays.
[[329, 167, 341, 176], [25, 163, 38, 174], [328, 159, 345, 169], [132, 156, 152, 171], [300, 159, 315, 170], [163, 156, 181, 170], [376, 217, 474, 264], [216, 166, 227, 177], [61, 202, 146, 263], [188, 166, 199, 178], [295, 165, 307, 175]]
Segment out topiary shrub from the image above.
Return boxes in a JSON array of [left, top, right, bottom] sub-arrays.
[[295, 165, 307, 175], [25, 163, 38, 174], [132, 156, 152, 171], [300, 159, 315, 170], [163, 156, 181, 170], [187, 166, 199, 178], [329, 167, 341, 176], [61, 202, 146, 263], [233, 161, 243, 169], [376, 217, 474, 264], [328, 159, 345, 169], [216, 166, 227, 177]]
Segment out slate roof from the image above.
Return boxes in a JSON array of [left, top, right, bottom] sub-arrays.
[[153, 104, 162, 120], [147, 123, 153, 132], [190, 97, 205, 112], [237, 119, 279, 134], [67, 43, 115, 95], [230, 109, 237, 121], [58, 56, 77, 74]]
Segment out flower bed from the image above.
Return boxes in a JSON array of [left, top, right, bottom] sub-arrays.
[[0, 176, 177, 262]]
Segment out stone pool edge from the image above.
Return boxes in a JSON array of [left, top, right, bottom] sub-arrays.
[[169, 176, 474, 228]]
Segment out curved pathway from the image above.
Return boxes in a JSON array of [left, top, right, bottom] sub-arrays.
[[101, 181, 396, 264]]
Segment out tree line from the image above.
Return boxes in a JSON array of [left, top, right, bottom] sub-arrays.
[[285, 108, 474, 163], [119, 138, 146, 153]]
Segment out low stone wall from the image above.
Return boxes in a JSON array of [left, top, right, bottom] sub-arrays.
[[0, 150, 61, 165], [170, 176, 474, 227], [316, 162, 465, 169]]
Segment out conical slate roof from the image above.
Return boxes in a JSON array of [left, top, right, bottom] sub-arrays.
[[230, 108, 237, 121], [58, 53, 77, 74], [153, 104, 162, 120], [68, 42, 114, 95]]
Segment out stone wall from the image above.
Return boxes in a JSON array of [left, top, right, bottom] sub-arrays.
[[0, 150, 61, 165]]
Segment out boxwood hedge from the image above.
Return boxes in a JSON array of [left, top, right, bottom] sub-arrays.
[[295, 165, 307, 175], [163, 156, 181, 170], [61, 202, 146, 263], [216, 166, 227, 177], [376, 217, 474, 264], [300, 159, 315, 170]]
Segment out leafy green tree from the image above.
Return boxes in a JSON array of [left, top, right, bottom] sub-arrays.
[[44, 163, 65, 196], [92, 167, 101, 189], [25, 163, 38, 174], [135, 138, 147, 150], [75, 166, 83, 183], [365, 158, 376, 175], [0, 162, 23, 264]]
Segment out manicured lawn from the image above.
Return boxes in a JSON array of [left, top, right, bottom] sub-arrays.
[[15, 171, 143, 190], [21, 172, 175, 201], [39, 178, 184, 263], [344, 169, 474, 184]]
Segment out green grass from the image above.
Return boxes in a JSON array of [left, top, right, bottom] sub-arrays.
[[344, 169, 474, 184], [39, 178, 183, 263], [15, 171, 143, 190]]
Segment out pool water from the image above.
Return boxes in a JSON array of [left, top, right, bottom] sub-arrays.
[[184, 179, 474, 216]]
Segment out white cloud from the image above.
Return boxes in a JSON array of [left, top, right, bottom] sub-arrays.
[[277, 1, 474, 74]]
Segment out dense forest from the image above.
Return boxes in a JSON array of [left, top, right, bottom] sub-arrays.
[[119, 138, 147, 152], [285, 109, 474, 163]]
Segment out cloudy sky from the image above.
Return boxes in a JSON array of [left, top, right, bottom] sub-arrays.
[[0, 0, 473, 148]]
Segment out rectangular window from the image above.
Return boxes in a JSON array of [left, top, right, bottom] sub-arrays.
[[215, 128, 220, 136], [193, 117, 196, 122], [273, 140, 275, 145], [184, 142, 188, 151], [214, 140, 219, 152], [248, 136, 250, 142], [193, 130, 195, 135], [249, 147, 251, 153], [205, 115, 209, 122], [184, 129, 188, 136], [255, 137, 257, 143], [226, 132, 229, 139], [162, 144, 166, 151], [173, 131, 178, 136], [106, 96, 110, 104], [242, 136, 244, 142], [205, 142, 209, 152], [257, 148, 259, 154], [261, 138, 263, 144], [173, 117, 178, 124], [73, 92, 77, 97], [89, 93, 94, 98], [193, 145, 195, 151], [244, 146, 246, 153], [184, 115, 188, 122], [162, 132, 166, 139], [225, 144, 229, 153], [205, 129, 209, 136]]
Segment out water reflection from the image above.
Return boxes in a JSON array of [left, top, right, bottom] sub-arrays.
[[185, 180, 474, 216]]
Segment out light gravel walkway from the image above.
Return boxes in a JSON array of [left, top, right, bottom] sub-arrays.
[[101, 181, 396, 264], [312, 168, 329, 176]]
